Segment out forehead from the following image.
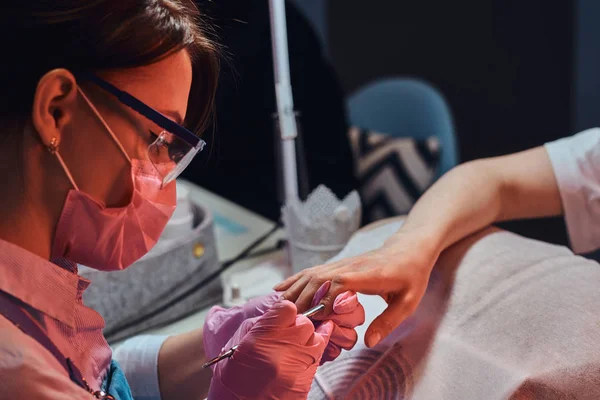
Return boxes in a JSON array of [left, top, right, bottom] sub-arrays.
[[100, 50, 193, 121]]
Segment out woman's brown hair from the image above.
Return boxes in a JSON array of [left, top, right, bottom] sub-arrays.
[[0, 0, 219, 138]]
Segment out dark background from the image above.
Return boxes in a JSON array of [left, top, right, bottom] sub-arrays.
[[192, 0, 600, 247], [296, 0, 598, 246], [328, 1, 573, 161]]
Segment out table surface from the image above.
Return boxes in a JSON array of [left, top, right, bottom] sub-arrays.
[[178, 179, 282, 261]]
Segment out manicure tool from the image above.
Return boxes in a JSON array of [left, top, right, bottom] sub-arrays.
[[202, 303, 325, 369]]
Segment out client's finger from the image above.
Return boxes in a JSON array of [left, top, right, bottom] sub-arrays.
[[273, 270, 305, 291], [295, 278, 334, 313], [310, 281, 332, 308], [333, 291, 358, 312], [365, 296, 416, 348], [280, 275, 311, 303], [327, 300, 365, 328], [313, 271, 381, 318]]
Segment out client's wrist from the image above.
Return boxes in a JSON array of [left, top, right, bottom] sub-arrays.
[[382, 224, 444, 268]]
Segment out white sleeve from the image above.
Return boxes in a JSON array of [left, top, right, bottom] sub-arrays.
[[112, 334, 170, 400], [544, 127, 600, 253]]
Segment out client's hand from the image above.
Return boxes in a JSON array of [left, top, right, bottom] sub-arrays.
[[207, 299, 332, 400], [275, 229, 436, 348], [203, 292, 280, 360]]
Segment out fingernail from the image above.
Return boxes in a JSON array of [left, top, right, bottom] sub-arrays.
[[366, 332, 381, 348], [333, 291, 356, 313], [311, 281, 331, 308]]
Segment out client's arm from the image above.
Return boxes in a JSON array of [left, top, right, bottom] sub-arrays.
[[276, 146, 562, 347], [394, 146, 561, 254]]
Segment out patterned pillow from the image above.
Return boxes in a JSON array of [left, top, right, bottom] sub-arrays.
[[348, 127, 441, 223]]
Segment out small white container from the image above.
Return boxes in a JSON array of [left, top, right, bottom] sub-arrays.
[[160, 181, 194, 240]]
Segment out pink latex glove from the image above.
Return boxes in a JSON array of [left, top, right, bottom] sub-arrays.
[[208, 299, 333, 400], [310, 281, 365, 364], [203, 292, 281, 360]]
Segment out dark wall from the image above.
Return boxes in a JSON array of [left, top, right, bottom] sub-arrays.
[[329, 1, 575, 245], [574, 0, 600, 131], [292, 0, 328, 55]]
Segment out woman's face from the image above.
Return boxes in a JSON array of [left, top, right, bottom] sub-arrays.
[[34, 50, 193, 208]]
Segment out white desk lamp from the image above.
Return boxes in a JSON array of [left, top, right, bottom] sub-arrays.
[[268, 0, 361, 273]]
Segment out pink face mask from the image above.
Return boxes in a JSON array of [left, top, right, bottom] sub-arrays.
[[50, 88, 176, 271]]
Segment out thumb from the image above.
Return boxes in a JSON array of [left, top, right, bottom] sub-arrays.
[[254, 299, 298, 329], [244, 291, 282, 318], [365, 298, 412, 348], [315, 319, 335, 339]]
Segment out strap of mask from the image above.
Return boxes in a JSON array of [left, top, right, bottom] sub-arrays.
[[54, 151, 80, 191], [77, 87, 132, 164], [52, 87, 134, 191]]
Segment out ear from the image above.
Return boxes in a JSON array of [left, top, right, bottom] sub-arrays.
[[31, 69, 78, 150]]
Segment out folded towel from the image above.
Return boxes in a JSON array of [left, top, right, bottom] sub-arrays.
[[309, 221, 600, 399]]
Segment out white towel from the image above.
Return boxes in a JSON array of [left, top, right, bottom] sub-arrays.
[[309, 221, 600, 399]]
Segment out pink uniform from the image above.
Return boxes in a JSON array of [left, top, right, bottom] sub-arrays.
[[0, 239, 112, 397]]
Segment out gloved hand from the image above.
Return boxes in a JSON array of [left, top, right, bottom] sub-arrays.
[[203, 292, 280, 360], [311, 281, 365, 364], [203, 285, 364, 364], [207, 299, 333, 400]]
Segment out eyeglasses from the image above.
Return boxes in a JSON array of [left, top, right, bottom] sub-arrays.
[[79, 72, 206, 186]]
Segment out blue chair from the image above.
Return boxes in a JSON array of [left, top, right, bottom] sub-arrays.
[[347, 77, 458, 178]]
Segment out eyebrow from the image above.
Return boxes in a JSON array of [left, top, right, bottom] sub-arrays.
[[159, 110, 184, 125]]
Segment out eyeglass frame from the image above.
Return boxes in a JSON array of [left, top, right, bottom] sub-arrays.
[[77, 71, 207, 153]]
